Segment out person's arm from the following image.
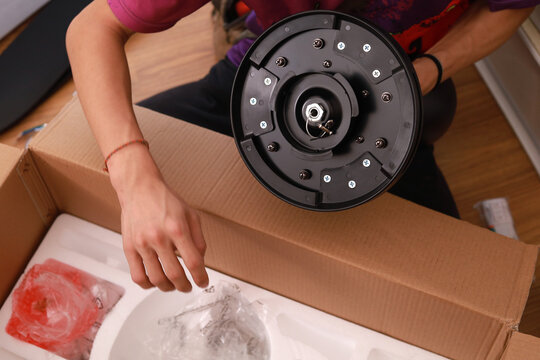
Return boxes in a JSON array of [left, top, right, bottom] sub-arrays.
[[413, 0, 535, 95], [66, 0, 209, 292]]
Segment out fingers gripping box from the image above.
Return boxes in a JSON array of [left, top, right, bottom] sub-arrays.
[[0, 98, 539, 359]]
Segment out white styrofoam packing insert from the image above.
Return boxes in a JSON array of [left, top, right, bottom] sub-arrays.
[[0, 214, 448, 360]]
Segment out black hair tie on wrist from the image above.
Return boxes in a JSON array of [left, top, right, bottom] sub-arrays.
[[417, 53, 443, 90]]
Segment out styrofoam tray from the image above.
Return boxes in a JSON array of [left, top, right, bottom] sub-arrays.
[[0, 214, 448, 360]]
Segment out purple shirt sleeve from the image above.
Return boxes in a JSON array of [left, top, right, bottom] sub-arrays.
[[488, 0, 539, 11], [107, 0, 209, 33], [244, 11, 264, 36], [226, 12, 262, 66]]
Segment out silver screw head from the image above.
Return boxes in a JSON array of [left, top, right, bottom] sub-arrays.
[[323, 174, 332, 183], [381, 92, 392, 103], [264, 77, 272, 86], [275, 56, 287, 67], [363, 159, 371, 167], [249, 97, 257, 105], [348, 180, 356, 189], [363, 44, 371, 52], [299, 170, 312, 180], [375, 138, 388, 148], [267, 142, 279, 152], [259, 121, 267, 129], [361, 90, 369, 97], [372, 69, 381, 78], [313, 38, 324, 49], [322, 60, 332, 68], [337, 41, 346, 50]]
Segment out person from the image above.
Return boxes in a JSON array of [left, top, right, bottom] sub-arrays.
[[65, 0, 537, 293]]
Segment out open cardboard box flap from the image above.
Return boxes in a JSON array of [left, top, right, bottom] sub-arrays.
[[502, 332, 540, 359], [1, 98, 539, 359], [0, 144, 49, 295]]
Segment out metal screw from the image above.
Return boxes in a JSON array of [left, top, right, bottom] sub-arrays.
[[250, 97, 257, 105], [323, 174, 332, 183], [275, 57, 287, 67], [348, 180, 356, 189], [381, 92, 392, 103], [361, 90, 369, 97], [363, 44, 371, 52], [260, 121, 267, 129], [264, 77, 272, 86], [355, 136, 365, 144], [313, 38, 324, 49], [372, 69, 381, 78], [363, 159, 371, 167], [306, 103, 325, 123], [337, 41, 346, 50], [267, 142, 279, 152], [299, 170, 312, 180], [375, 138, 387, 149], [322, 60, 332, 68]]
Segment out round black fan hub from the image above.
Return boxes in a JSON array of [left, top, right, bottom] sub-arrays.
[[231, 11, 422, 211]]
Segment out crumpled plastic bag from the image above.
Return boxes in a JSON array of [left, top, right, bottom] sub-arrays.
[[5, 258, 124, 360], [147, 281, 270, 360]]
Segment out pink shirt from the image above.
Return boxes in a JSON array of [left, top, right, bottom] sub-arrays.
[[107, 0, 539, 61], [107, 0, 538, 34], [107, 0, 346, 33]]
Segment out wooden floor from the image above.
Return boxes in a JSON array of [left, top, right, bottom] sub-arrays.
[[1, 4, 539, 335], [435, 66, 540, 336]]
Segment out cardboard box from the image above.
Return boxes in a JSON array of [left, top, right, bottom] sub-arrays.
[[1, 98, 539, 359], [0, 214, 451, 360]]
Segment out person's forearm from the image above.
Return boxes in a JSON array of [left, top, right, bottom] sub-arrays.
[[66, 0, 161, 197], [415, 1, 534, 93]]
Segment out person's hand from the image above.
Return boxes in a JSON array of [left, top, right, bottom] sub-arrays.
[[107, 145, 209, 292], [412, 56, 439, 95], [121, 178, 209, 292]]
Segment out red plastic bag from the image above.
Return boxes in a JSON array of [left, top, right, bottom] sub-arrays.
[[5, 259, 124, 360]]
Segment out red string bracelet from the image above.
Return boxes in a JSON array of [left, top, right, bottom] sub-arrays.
[[103, 139, 149, 172]]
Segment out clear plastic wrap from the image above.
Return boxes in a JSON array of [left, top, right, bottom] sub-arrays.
[[146, 282, 270, 360], [5, 258, 124, 360]]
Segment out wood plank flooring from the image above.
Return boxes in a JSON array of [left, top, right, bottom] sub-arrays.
[[1, 4, 539, 336], [435, 65, 540, 336]]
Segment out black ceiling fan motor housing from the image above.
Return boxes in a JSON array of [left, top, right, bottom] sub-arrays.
[[231, 11, 422, 211]]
